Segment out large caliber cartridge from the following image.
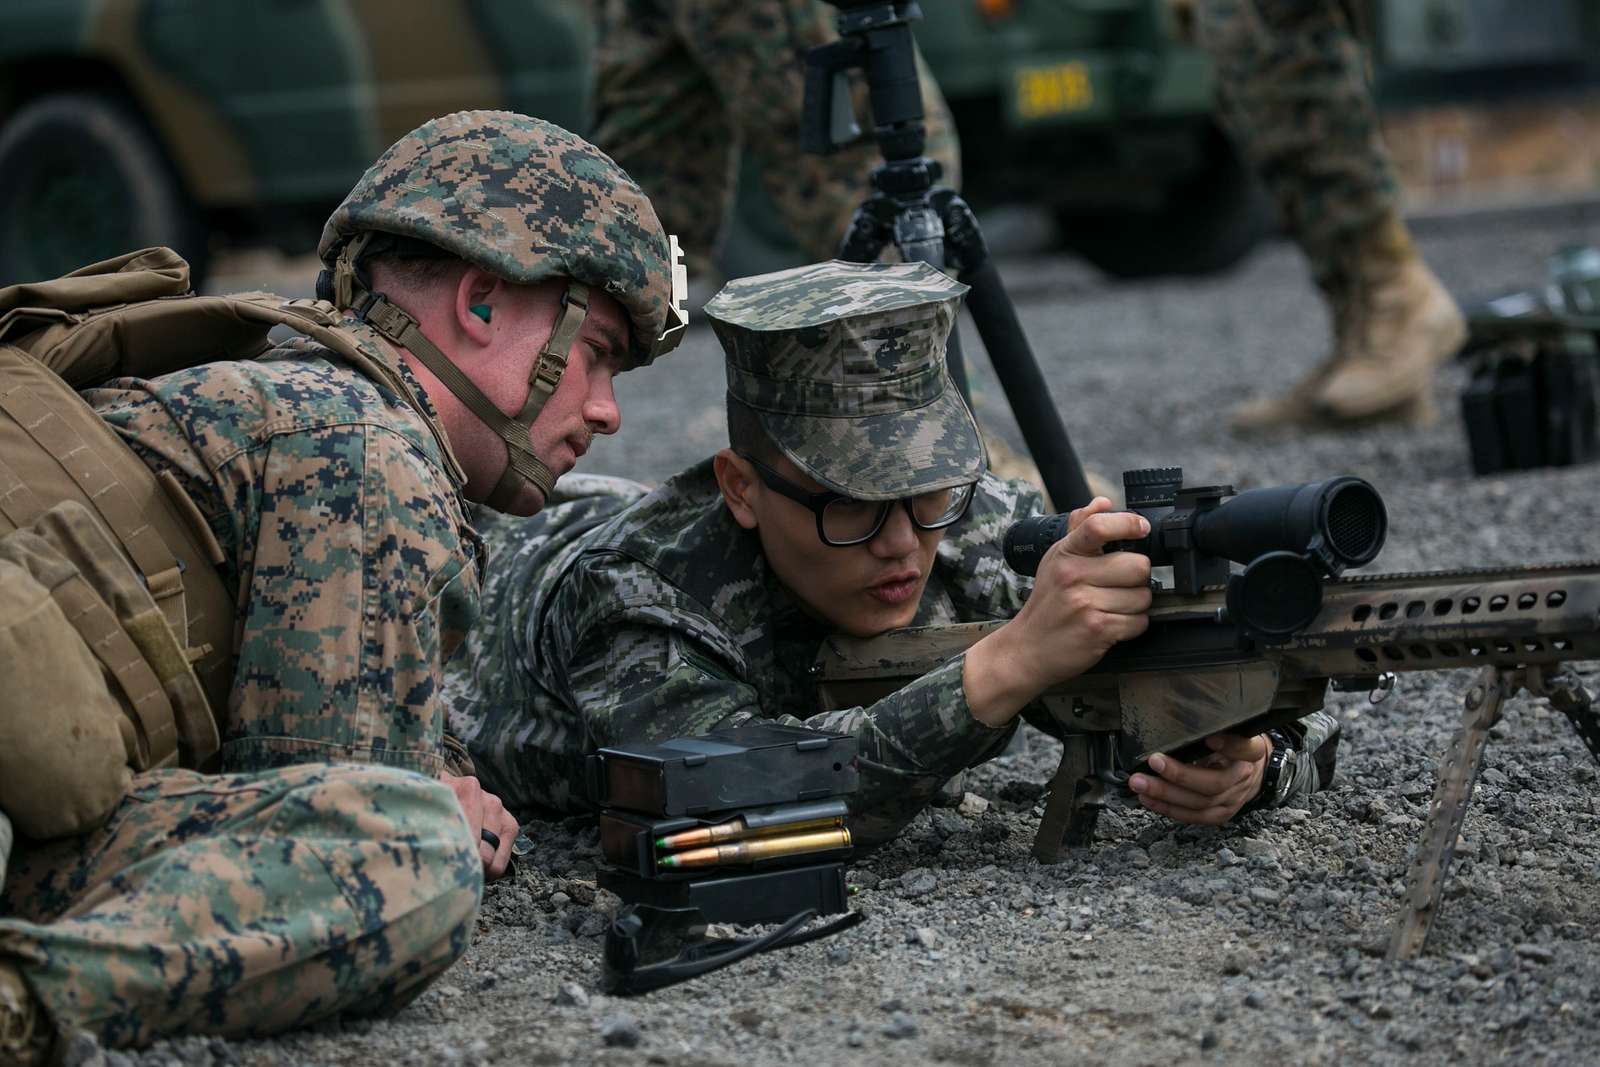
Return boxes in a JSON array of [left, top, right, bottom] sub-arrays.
[[655, 799, 848, 851], [657, 828, 853, 869]]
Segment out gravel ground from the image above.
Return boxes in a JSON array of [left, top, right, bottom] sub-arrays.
[[106, 204, 1600, 1067]]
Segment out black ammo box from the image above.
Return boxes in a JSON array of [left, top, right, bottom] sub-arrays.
[[1459, 302, 1600, 476], [587, 723, 858, 817], [599, 862, 850, 926]]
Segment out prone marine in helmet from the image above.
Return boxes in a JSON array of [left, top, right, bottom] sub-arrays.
[[0, 111, 683, 1063], [319, 109, 688, 514]]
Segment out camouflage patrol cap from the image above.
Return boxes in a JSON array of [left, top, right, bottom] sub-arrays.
[[706, 260, 983, 501], [318, 110, 684, 363]]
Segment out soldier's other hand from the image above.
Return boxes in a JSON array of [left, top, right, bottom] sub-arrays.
[[440, 771, 519, 881], [1127, 733, 1269, 825], [964, 498, 1152, 727]]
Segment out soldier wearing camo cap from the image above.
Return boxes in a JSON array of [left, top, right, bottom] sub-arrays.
[[0, 110, 684, 1062], [447, 259, 1341, 847]]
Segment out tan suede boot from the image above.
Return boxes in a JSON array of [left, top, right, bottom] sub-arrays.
[[1312, 212, 1466, 421], [0, 963, 50, 1067], [1229, 262, 1367, 435], [1229, 354, 1345, 435]]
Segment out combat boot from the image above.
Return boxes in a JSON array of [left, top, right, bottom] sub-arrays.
[[1229, 265, 1365, 435], [1312, 212, 1466, 422], [0, 963, 50, 1067], [1229, 355, 1344, 435]]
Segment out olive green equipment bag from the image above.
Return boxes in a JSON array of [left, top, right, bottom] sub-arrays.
[[0, 247, 459, 840]]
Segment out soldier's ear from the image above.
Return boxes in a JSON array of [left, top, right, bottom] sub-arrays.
[[713, 449, 760, 530], [454, 267, 503, 344]]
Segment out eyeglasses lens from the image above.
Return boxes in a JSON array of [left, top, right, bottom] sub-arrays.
[[820, 498, 884, 543], [910, 486, 957, 526], [820, 484, 975, 544]]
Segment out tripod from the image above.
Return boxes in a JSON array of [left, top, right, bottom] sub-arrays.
[[802, 0, 1091, 510]]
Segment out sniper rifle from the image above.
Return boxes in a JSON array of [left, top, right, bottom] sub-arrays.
[[812, 467, 1600, 959]]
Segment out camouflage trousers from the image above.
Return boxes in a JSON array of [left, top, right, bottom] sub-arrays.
[[0, 763, 481, 1050], [591, 0, 962, 276], [1196, 0, 1398, 289]]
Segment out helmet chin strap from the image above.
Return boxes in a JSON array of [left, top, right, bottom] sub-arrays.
[[331, 236, 588, 510]]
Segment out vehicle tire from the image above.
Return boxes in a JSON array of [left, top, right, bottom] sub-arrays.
[[0, 92, 210, 288], [1056, 126, 1273, 279]]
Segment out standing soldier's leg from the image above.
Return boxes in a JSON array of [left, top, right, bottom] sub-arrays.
[[0, 764, 480, 1059], [674, 0, 962, 264], [1199, 0, 1464, 431], [591, 0, 738, 278]]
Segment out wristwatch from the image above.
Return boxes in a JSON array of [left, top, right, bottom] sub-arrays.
[[1256, 729, 1297, 810]]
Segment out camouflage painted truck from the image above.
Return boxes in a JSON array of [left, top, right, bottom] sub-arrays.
[[0, 0, 592, 287]]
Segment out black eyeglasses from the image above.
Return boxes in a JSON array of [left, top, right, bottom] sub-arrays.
[[742, 455, 976, 546]]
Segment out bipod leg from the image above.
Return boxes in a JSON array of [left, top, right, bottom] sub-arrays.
[[1389, 666, 1518, 961], [1032, 735, 1100, 863], [1528, 666, 1600, 763]]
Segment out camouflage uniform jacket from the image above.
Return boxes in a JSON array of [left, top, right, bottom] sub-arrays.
[[85, 324, 481, 776], [451, 463, 1342, 842], [451, 461, 1034, 837]]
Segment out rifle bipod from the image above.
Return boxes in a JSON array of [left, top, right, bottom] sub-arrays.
[[1390, 665, 1600, 960]]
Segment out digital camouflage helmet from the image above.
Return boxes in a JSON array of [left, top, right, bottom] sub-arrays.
[[318, 110, 688, 509], [705, 260, 983, 501]]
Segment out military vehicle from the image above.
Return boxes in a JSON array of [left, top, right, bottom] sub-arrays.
[[2, 0, 1597, 289], [0, 1, 592, 288], [909, 0, 1600, 277], [912, 0, 1264, 279]]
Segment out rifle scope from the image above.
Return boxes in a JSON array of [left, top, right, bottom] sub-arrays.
[[1002, 468, 1388, 640]]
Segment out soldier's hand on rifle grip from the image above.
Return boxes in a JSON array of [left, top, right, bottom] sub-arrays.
[[964, 498, 1153, 728], [1127, 733, 1270, 825]]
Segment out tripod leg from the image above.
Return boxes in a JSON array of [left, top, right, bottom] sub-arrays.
[[836, 194, 897, 264], [1389, 666, 1516, 961], [960, 259, 1092, 509]]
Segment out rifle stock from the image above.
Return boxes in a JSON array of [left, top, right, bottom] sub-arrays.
[[814, 561, 1600, 958]]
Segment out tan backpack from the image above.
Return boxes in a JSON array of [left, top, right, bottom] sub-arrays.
[[0, 247, 460, 838]]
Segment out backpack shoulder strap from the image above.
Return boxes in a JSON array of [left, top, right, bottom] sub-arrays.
[[224, 293, 468, 487], [8, 286, 467, 488]]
